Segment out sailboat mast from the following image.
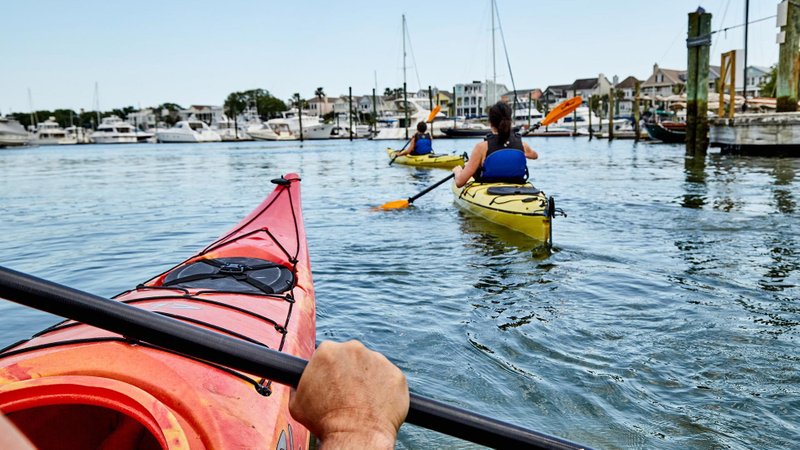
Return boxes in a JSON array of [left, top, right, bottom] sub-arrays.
[[402, 14, 409, 139], [491, 0, 496, 109]]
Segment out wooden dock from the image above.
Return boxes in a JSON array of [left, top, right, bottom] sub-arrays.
[[710, 112, 800, 156]]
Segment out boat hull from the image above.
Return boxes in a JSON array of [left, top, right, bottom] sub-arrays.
[[386, 148, 465, 169], [644, 122, 686, 143], [452, 180, 552, 243], [0, 174, 314, 449]]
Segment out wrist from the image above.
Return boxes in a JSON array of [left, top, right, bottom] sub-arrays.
[[319, 429, 396, 450]]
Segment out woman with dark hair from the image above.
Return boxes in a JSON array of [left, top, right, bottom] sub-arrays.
[[453, 102, 538, 188], [394, 121, 433, 157]]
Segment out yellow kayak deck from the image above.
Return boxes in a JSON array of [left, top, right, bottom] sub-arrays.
[[452, 180, 553, 243], [387, 148, 465, 169]]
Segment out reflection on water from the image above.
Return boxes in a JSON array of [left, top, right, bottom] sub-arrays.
[[1, 140, 799, 449]]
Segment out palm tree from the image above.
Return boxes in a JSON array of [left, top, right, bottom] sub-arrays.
[[314, 87, 325, 99]]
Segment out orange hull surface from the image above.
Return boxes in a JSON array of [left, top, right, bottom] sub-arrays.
[[0, 173, 315, 449]]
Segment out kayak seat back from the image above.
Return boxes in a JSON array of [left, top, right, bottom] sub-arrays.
[[486, 186, 541, 196], [163, 257, 294, 294], [477, 149, 528, 184]]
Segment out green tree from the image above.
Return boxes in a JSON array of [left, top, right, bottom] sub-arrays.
[[759, 64, 777, 98], [289, 93, 308, 111], [314, 87, 325, 99]]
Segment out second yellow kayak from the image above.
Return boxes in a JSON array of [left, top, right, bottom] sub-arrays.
[[387, 148, 465, 169], [452, 180, 560, 244]]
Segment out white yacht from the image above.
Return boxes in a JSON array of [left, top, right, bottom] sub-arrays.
[[156, 118, 222, 143], [90, 116, 138, 144], [271, 110, 337, 140], [372, 98, 451, 139], [247, 122, 295, 141], [0, 117, 30, 148], [33, 117, 77, 145], [212, 114, 248, 141], [64, 126, 92, 144]]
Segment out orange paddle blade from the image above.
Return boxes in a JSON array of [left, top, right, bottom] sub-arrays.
[[375, 199, 410, 211], [542, 96, 582, 126], [427, 105, 442, 122]]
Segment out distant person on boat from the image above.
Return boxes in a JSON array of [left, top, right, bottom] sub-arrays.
[[395, 121, 433, 157], [453, 102, 538, 187], [0, 339, 409, 450], [289, 340, 409, 448]]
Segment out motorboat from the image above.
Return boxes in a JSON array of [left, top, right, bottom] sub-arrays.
[[271, 110, 337, 140], [64, 126, 92, 144], [212, 114, 250, 141], [247, 122, 295, 141], [90, 116, 138, 144], [442, 122, 492, 138], [155, 118, 222, 143], [0, 117, 30, 148], [33, 117, 77, 145]]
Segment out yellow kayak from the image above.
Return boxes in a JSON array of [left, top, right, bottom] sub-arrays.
[[452, 180, 563, 244], [387, 148, 465, 169]]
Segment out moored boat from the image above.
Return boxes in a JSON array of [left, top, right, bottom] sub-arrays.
[[0, 117, 31, 148], [0, 174, 315, 449], [90, 116, 138, 144], [386, 148, 466, 169], [644, 121, 686, 143], [452, 180, 562, 244]]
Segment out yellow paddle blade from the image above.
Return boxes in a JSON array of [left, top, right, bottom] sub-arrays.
[[375, 199, 410, 211], [427, 105, 442, 122], [541, 96, 582, 126]]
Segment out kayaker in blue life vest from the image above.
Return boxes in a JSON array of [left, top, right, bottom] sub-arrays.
[[395, 121, 434, 157], [453, 102, 538, 187]]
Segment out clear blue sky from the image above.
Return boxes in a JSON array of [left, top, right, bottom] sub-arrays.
[[0, 0, 779, 113]]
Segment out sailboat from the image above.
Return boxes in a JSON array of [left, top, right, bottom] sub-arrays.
[[373, 15, 448, 140]]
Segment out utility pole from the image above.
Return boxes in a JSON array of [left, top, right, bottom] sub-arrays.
[[634, 81, 641, 142]]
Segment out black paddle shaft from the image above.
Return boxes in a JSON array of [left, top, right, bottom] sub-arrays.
[[0, 266, 591, 450], [409, 173, 455, 204]]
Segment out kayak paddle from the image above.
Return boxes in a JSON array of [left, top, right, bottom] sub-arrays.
[[530, 96, 583, 133], [378, 173, 455, 210], [389, 104, 442, 166], [0, 265, 592, 450]]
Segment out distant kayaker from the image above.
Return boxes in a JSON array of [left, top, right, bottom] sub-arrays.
[[395, 121, 434, 157], [453, 102, 538, 188], [290, 340, 409, 448]]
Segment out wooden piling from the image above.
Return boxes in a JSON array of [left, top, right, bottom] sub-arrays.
[[608, 88, 614, 140], [349, 87, 353, 141], [634, 81, 641, 142], [588, 95, 593, 140], [572, 89, 577, 135], [777, 0, 800, 112], [686, 8, 712, 155]]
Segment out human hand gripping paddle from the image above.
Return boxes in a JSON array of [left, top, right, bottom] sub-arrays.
[[0, 266, 592, 450], [389, 104, 442, 166], [379, 97, 583, 210]]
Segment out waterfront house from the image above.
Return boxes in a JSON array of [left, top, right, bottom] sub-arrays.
[[308, 96, 335, 116], [613, 76, 643, 116], [127, 108, 157, 130], [542, 84, 572, 106], [569, 74, 613, 103], [179, 105, 224, 125], [454, 80, 509, 118], [742, 65, 772, 97]]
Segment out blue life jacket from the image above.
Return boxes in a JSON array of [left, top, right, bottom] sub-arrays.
[[411, 133, 433, 155], [475, 133, 528, 184]]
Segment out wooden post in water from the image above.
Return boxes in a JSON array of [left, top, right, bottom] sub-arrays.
[[452, 85, 457, 128], [348, 87, 353, 141], [572, 89, 577, 136], [686, 7, 711, 156], [372, 88, 377, 135], [588, 95, 593, 140], [777, 0, 800, 112], [608, 88, 614, 140], [298, 96, 304, 142], [634, 81, 641, 142]]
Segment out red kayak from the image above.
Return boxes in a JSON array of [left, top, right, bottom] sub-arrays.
[[0, 173, 315, 449]]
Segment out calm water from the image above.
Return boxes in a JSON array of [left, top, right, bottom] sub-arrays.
[[1, 138, 798, 449]]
